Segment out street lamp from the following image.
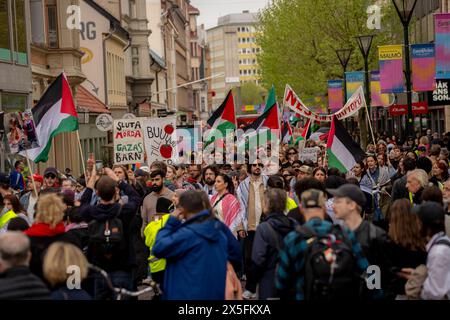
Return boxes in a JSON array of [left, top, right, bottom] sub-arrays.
[[356, 34, 375, 148], [335, 48, 353, 130], [392, 0, 418, 138]]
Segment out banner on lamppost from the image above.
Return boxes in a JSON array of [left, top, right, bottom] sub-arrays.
[[427, 79, 450, 106], [411, 44, 436, 92], [345, 71, 365, 99], [435, 13, 450, 79], [379, 45, 405, 93], [370, 71, 391, 107], [328, 80, 344, 113]]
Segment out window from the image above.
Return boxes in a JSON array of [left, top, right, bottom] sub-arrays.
[[0, 0, 11, 61], [239, 70, 242, 75], [0, 92, 27, 112], [46, 4, 58, 48]]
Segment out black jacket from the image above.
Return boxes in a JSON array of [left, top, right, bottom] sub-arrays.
[[80, 181, 141, 272], [391, 175, 408, 202], [0, 266, 50, 300], [252, 213, 297, 300], [383, 239, 427, 299]]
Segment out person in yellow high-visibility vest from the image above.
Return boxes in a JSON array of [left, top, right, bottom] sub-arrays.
[[0, 207, 18, 233], [143, 196, 175, 294]]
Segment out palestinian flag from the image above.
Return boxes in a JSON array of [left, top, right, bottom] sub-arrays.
[[281, 120, 293, 144], [21, 73, 78, 163], [295, 118, 311, 144], [326, 116, 365, 173], [263, 85, 276, 113], [242, 103, 280, 149], [204, 90, 236, 147]]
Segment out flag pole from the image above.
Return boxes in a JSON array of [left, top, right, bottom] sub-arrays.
[[76, 130, 87, 176], [364, 103, 377, 146], [24, 150, 38, 197]]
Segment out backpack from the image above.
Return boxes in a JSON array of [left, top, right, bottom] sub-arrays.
[[88, 206, 126, 262], [297, 224, 364, 301]]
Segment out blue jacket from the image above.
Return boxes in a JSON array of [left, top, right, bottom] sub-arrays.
[[10, 170, 24, 191], [153, 210, 241, 300]]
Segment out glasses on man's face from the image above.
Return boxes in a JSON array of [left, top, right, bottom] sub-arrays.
[[283, 174, 292, 178], [45, 174, 56, 179], [288, 152, 297, 155], [252, 164, 264, 168]]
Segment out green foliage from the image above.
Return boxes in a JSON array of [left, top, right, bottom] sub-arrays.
[[256, 0, 402, 102], [239, 82, 268, 106]]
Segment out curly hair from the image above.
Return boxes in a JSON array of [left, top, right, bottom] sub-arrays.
[[35, 193, 65, 228]]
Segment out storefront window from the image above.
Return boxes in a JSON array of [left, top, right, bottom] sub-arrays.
[[0, 0, 12, 62], [1, 92, 27, 112]]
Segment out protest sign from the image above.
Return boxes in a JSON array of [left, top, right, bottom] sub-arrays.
[[4, 111, 40, 154], [143, 117, 177, 165], [299, 147, 319, 163], [113, 118, 144, 165]]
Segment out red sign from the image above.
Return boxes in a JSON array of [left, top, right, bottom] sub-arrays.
[[389, 102, 428, 116]]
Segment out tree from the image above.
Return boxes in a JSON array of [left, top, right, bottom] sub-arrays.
[[256, 0, 402, 148], [236, 82, 267, 106]]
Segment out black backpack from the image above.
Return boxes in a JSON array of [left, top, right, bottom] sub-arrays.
[[297, 224, 365, 301], [88, 206, 126, 262]]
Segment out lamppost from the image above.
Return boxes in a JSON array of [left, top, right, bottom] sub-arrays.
[[356, 34, 375, 148], [335, 48, 353, 129], [392, 0, 418, 138]]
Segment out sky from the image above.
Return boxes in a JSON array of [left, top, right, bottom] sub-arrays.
[[190, 0, 271, 29]]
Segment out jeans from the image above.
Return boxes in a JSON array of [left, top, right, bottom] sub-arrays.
[[92, 270, 133, 300]]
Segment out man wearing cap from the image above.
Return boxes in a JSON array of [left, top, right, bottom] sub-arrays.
[[401, 202, 450, 299], [276, 189, 369, 300], [331, 184, 388, 281], [297, 165, 313, 180], [19, 174, 43, 223], [42, 167, 59, 190]]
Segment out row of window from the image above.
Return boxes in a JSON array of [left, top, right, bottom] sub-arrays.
[[238, 37, 256, 44], [239, 69, 259, 76], [237, 26, 255, 33], [239, 58, 256, 65], [238, 47, 260, 54], [242, 79, 260, 85], [0, 0, 28, 64]]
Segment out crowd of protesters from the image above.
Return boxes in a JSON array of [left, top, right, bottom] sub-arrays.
[[0, 129, 449, 300]]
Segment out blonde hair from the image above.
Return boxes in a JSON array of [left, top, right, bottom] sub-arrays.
[[407, 169, 429, 188], [35, 193, 65, 228], [43, 242, 88, 287]]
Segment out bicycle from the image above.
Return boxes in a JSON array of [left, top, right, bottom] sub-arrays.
[[89, 264, 162, 300]]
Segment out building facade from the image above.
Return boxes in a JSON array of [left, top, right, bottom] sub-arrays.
[[207, 11, 260, 109], [0, 0, 33, 172]]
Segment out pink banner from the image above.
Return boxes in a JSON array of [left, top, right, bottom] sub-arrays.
[[327, 80, 343, 113], [412, 44, 436, 92]]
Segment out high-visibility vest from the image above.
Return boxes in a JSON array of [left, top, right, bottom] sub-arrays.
[[0, 210, 18, 230]]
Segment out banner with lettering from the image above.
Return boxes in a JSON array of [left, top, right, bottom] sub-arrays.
[[435, 13, 450, 79], [412, 44, 436, 92], [345, 72, 365, 99], [143, 116, 177, 165], [379, 45, 405, 93], [370, 71, 391, 107], [113, 118, 145, 165], [328, 80, 343, 113], [283, 84, 366, 122]]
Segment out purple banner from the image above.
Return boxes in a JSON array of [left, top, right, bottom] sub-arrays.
[[379, 45, 405, 93], [412, 44, 436, 92], [435, 13, 450, 79], [328, 80, 343, 113]]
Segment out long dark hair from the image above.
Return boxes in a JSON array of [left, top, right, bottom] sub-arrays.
[[355, 160, 367, 177], [217, 173, 235, 195], [3, 194, 25, 214]]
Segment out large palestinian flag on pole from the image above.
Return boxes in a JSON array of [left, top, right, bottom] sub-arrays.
[[204, 90, 236, 147], [21, 73, 79, 163], [326, 116, 365, 173]]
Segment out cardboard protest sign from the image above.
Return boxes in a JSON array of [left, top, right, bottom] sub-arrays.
[[113, 118, 145, 165], [299, 147, 319, 163], [143, 117, 177, 164]]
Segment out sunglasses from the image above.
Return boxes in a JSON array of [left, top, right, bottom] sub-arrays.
[[252, 164, 264, 168], [283, 174, 292, 178], [288, 152, 297, 155], [45, 174, 56, 179]]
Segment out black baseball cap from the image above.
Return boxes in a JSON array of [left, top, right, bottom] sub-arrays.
[[44, 167, 58, 176], [327, 184, 366, 208], [156, 197, 174, 214], [413, 202, 445, 226], [301, 189, 326, 209]]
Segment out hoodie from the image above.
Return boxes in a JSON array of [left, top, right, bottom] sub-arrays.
[[252, 213, 298, 300], [80, 181, 141, 272], [152, 210, 241, 300]]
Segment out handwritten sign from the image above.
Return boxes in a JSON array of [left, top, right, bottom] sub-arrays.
[[113, 118, 144, 165], [299, 147, 319, 163], [143, 117, 177, 165]]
